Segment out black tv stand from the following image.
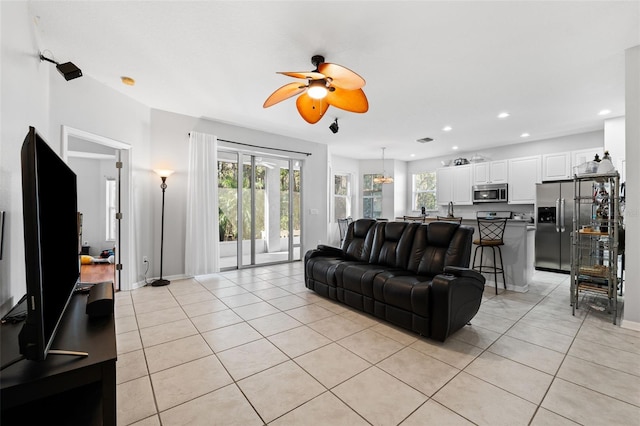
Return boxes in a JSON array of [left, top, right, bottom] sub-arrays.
[[0, 292, 116, 425]]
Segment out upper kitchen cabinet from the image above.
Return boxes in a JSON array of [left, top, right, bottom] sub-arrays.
[[437, 165, 472, 205], [572, 147, 604, 172], [473, 160, 508, 184], [542, 151, 572, 181], [508, 155, 541, 204], [542, 148, 603, 181]]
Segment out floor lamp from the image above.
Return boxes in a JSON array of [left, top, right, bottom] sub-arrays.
[[151, 169, 174, 287]]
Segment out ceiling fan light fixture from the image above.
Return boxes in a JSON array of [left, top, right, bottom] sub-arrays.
[[307, 80, 328, 99]]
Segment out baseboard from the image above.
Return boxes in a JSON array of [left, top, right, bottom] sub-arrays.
[[131, 274, 191, 290], [620, 318, 640, 332]]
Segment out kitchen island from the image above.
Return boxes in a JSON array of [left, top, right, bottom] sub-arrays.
[[410, 217, 535, 292]]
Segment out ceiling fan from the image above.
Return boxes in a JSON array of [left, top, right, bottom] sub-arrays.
[[263, 55, 368, 124]]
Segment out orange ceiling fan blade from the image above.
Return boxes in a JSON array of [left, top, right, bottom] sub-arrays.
[[326, 87, 369, 113], [318, 62, 365, 90], [263, 82, 306, 108], [278, 71, 325, 80], [296, 93, 329, 124]]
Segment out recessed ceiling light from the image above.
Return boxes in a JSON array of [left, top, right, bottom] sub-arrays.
[[121, 76, 135, 86], [520, 133, 530, 138], [452, 146, 459, 150], [442, 126, 452, 132], [410, 153, 416, 157], [598, 109, 611, 116], [497, 112, 510, 119]]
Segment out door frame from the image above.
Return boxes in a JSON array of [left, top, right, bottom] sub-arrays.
[[60, 126, 133, 291]]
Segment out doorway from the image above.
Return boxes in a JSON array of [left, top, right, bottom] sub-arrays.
[[61, 126, 132, 290], [218, 150, 302, 269]]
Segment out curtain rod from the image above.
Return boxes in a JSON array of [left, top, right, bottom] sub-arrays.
[[188, 133, 312, 156]]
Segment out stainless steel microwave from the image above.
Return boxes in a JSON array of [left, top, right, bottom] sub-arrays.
[[472, 183, 508, 203]]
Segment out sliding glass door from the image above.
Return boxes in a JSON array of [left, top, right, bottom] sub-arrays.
[[218, 150, 301, 269]]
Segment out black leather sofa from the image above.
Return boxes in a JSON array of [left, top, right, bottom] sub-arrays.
[[304, 219, 486, 341]]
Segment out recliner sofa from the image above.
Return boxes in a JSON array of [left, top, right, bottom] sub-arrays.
[[304, 219, 486, 341]]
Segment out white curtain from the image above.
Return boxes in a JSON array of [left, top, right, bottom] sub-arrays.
[[185, 131, 219, 275]]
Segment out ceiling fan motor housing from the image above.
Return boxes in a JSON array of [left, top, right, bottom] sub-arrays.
[[311, 55, 325, 69]]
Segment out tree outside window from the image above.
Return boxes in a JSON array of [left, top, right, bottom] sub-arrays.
[[412, 171, 437, 211], [363, 173, 383, 218]]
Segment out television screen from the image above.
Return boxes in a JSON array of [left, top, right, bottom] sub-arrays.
[[19, 126, 80, 361]]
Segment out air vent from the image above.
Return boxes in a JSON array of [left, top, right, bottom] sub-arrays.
[[416, 137, 433, 143]]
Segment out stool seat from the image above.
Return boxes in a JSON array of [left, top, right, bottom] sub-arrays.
[[473, 239, 504, 246], [473, 218, 508, 294]]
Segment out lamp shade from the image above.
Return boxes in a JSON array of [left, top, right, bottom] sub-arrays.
[[154, 169, 175, 178]]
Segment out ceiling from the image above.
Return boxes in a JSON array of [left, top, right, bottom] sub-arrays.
[[29, 1, 639, 160]]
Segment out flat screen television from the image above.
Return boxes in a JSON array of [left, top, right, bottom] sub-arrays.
[[18, 126, 80, 361]]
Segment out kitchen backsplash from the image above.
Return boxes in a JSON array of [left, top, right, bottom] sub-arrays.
[[413, 203, 535, 221]]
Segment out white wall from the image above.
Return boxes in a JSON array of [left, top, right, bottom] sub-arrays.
[[69, 157, 117, 256], [148, 109, 329, 278], [48, 74, 152, 289], [392, 159, 408, 219], [622, 46, 639, 330], [328, 153, 360, 245], [0, 2, 51, 315], [605, 116, 626, 178]]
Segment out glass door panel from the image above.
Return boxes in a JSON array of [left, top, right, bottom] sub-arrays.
[[217, 152, 239, 269], [254, 156, 289, 265], [219, 149, 302, 269]]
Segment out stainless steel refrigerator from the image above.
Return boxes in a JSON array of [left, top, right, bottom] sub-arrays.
[[535, 181, 592, 272]]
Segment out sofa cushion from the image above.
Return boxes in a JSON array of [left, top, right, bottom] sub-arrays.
[[407, 222, 472, 276], [369, 221, 418, 268], [343, 218, 376, 261], [373, 274, 432, 317], [336, 221, 417, 292]]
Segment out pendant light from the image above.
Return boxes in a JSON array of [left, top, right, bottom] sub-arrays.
[[373, 147, 394, 184]]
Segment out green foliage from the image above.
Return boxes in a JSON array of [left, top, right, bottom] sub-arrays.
[[218, 160, 300, 241]]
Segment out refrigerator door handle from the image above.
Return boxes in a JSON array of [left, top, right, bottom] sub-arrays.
[[560, 198, 566, 232], [555, 198, 560, 232]]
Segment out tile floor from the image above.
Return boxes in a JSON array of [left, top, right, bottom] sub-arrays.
[[114, 263, 640, 425]]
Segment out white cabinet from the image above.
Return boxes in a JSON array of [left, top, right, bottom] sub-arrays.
[[473, 160, 508, 184], [508, 155, 541, 204], [572, 147, 604, 171], [542, 148, 604, 181], [542, 152, 571, 181], [437, 165, 472, 205]]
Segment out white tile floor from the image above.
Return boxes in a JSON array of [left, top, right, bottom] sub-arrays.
[[114, 263, 640, 425]]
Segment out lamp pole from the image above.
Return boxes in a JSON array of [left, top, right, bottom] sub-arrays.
[[152, 170, 173, 286]]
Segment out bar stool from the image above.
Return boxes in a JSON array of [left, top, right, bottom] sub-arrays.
[[337, 217, 353, 244], [473, 218, 507, 294], [436, 216, 462, 224]]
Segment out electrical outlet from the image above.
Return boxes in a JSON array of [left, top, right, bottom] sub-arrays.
[[143, 256, 148, 263]]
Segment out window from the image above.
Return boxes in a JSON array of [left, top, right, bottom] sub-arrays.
[[362, 173, 383, 218], [412, 171, 437, 211], [105, 178, 116, 241], [334, 173, 351, 221]]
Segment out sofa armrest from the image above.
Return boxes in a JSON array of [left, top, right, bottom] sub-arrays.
[[430, 268, 486, 341], [443, 266, 485, 282], [304, 245, 345, 263]]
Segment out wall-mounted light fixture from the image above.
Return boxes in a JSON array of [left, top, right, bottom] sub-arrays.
[[329, 118, 339, 134], [39, 51, 83, 81]]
